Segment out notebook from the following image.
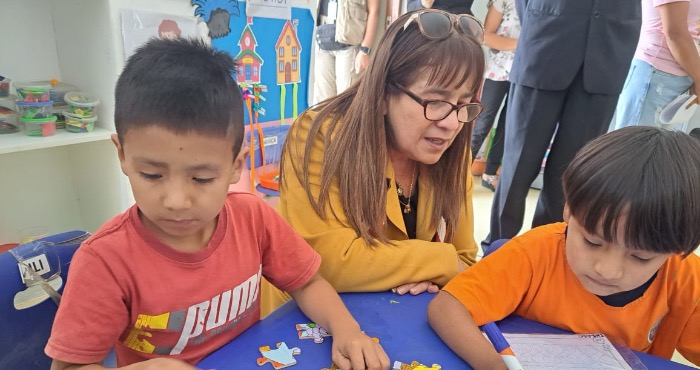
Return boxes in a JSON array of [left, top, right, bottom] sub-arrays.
[[502, 333, 647, 370]]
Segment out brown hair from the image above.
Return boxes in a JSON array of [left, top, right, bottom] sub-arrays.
[[281, 11, 485, 245]]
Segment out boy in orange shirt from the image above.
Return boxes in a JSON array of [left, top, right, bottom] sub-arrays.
[[428, 126, 700, 369], [45, 38, 388, 370]]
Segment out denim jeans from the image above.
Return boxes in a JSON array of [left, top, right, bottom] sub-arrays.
[[615, 59, 693, 130]]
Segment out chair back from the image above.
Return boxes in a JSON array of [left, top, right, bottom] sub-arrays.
[[0, 230, 89, 370], [483, 239, 510, 259], [245, 125, 290, 195]]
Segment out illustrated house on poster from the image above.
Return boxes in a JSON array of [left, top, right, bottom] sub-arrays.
[[275, 20, 301, 84], [235, 19, 263, 84]]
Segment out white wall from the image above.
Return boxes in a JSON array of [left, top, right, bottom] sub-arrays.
[[0, 0, 62, 84], [0, 0, 125, 243]]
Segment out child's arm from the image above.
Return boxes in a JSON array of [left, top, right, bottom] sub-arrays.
[[288, 273, 390, 370], [428, 291, 507, 370], [50, 358, 198, 370]]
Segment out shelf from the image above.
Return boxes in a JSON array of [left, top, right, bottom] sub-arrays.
[[0, 127, 113, 155]]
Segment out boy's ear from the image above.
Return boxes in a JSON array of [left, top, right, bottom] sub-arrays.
[[563, 204, 571, 222], [111, 134, 128, 175], [228, 149, 248, 185]]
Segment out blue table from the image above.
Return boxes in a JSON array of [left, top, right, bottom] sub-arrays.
[[199, 292, 694, 369]]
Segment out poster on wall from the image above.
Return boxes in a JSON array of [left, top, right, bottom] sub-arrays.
[[120, 9, 200, 59], [246, 0, 292, 20], [192, 0, 315, 127]]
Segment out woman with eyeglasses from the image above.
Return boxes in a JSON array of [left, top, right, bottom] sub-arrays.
[[261, 10, 486, 316]]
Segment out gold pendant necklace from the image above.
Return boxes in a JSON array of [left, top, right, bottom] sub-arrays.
[[396, 164, 417, 214]]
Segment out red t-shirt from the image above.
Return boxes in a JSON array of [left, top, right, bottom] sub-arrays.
[[45, 193, 321, 366], [444, 223, 700, 365]]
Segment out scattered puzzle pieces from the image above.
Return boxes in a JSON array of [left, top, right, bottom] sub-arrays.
[[257, 342, 301, 369], [392, 360, 442, 370], [296, 322, 331, 343]]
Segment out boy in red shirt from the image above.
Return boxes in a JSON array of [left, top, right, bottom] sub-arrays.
[[428, 126, 700, 369], [45, 38, 389, 370]]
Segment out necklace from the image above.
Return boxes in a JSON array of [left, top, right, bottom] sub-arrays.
[[396, 164, 417, 214]]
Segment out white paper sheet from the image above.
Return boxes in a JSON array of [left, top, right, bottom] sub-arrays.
[[502, 333, 634, 370]]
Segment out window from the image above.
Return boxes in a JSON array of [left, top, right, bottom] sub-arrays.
[[253, 66, 258, 76], [286, 35, 291, 45], [278, 47, 284, 57], [279, 61, 284, 72], [292, 47, 297, 56], [292, 60, 297, 71]]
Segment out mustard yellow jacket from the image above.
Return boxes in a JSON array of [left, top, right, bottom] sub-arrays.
[[261, 112, 478, 316]]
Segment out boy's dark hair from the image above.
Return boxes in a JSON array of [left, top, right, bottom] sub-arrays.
[[115, 38, 244, 157], [563, 126, 700, 257]]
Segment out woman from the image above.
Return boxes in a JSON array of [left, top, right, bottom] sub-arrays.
[[470, 0, 520, 191], [262, 10, 485, 315], [614, 0, 700, 129]]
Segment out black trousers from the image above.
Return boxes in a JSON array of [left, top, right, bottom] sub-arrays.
[[471, 79, 510, 174], [482, 68, 619, 249]]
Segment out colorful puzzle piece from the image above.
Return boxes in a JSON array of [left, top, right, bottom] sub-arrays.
[[256, 342, 301, 369], [296, 322, 331, 343], [392, 360, 442, 370]]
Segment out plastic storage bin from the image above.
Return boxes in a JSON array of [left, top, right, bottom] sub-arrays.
[[0, 77, 11, 98], [15, 82, 51, 103], [45, 80, 78, 103], [65, 113, 97, 133], [16, 101, 54, 120], [64, 91, 99, 118], [22, 116, 57, 137], [0, 113, 18, 134]]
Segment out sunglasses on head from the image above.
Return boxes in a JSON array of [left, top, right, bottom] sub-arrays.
[[403, 10, 484, 44]]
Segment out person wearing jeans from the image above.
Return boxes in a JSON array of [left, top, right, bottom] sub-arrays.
[[614, 0, 700, 130]]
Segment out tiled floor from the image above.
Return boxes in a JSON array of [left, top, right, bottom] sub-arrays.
[[470, 176, 698, 368]]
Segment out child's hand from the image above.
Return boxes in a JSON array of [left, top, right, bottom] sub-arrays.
[[331, 330, 390, 370]]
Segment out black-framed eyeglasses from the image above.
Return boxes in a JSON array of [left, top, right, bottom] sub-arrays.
[[390, 82, 484, 123], [403, 9, 484, 44]]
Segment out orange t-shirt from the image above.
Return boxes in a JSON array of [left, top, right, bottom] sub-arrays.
[[444, 223, 700, 365]]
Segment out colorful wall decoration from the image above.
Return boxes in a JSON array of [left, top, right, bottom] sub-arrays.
[[192, 0, 315, 126]]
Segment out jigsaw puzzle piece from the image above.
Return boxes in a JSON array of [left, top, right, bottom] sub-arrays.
[[296, 322, 331, 344], [392, 360, 442, 370], [257, 342, 301, 369]]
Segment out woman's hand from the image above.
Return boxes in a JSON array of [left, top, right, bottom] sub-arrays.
[[331, 331, 390, 370], [392, 281, 440, 295]]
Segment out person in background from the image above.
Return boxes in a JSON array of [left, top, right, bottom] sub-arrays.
[[469, 0, 520, 191], [429, 126, 700, 369], [262, 10, 486, 315], [482, 0, 642, 252], [421, 0, 473, 15], [44, 38, 389, 370], [614, 0, 700, 129], [313, 0, 381, 104]]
